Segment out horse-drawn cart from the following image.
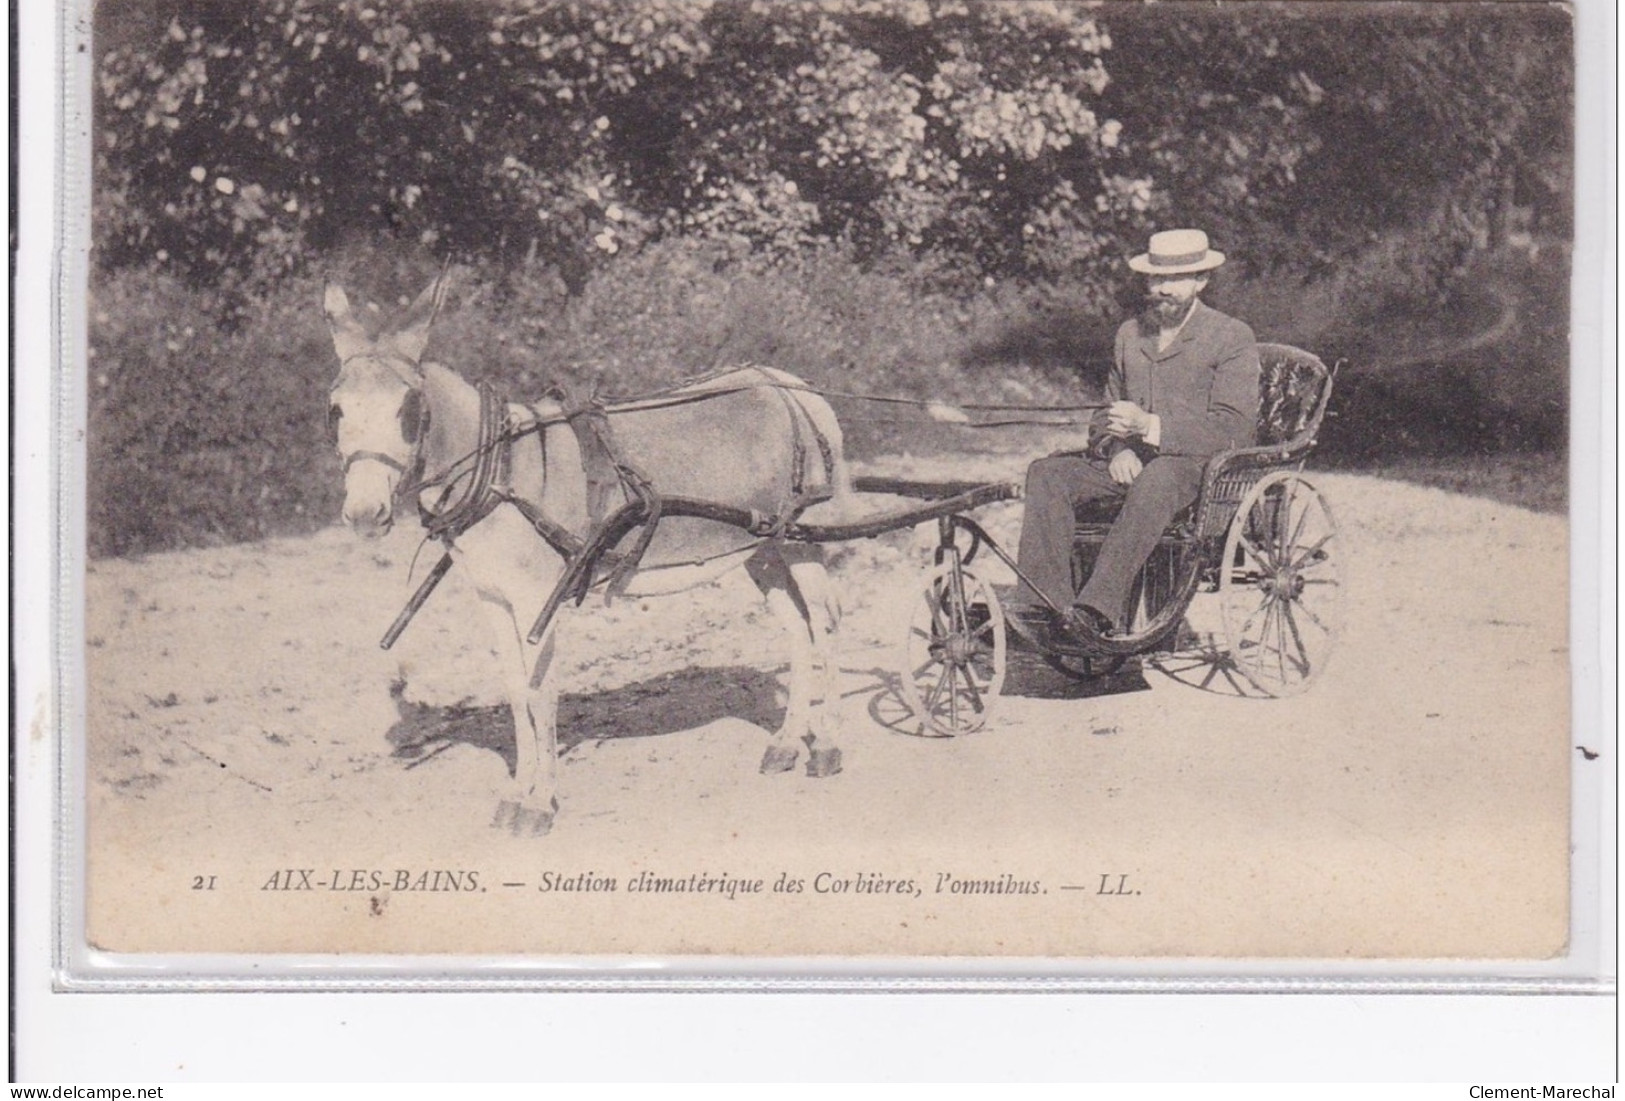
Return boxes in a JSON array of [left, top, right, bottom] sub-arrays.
[[380, 341, 1342, 740], [331, 278, 1340, 830], [854, 342, 1344, 736]]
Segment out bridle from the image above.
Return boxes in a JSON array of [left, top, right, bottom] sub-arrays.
[[331, 350, 515, 544], [331, 351, 432, 485]]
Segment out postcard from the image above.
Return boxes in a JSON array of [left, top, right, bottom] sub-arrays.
[[73, 0, 1582, 966]]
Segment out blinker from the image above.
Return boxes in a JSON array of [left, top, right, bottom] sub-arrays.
[[400, 389, 424, 443]]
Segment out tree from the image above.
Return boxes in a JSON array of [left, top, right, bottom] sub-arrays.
[[1098, 2, 1572, 287], [94, 0, 1572, 299], [93, 0, 1131, 288]]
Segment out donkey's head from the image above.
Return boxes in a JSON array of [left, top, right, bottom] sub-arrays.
[[324, 275, 447, 537]]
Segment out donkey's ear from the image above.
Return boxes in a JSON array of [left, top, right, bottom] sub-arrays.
[[323, 282, 371, 361], [323, 282, 352, 322], [386, 272, 450, 362]]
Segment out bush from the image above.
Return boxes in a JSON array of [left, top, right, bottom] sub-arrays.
[[88, 266, 343, 555], [87, 241, 1118, 556]]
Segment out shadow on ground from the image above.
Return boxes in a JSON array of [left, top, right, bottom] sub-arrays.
[[1003, 652, 1152, 701], [1145, 642, 1271, 700], [385, 665, 786, 769]]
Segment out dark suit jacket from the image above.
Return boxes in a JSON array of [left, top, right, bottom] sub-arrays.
[[1099, 300, 1261, 461]]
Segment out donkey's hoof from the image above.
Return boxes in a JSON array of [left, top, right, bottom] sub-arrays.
[[805, 746, 843, 778], [511, 802, 556, 837], [492, 798, 555, 836], [759, 744, 800, 774]]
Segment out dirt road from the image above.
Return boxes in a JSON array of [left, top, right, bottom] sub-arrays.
[[82, 459, 1572, 960]]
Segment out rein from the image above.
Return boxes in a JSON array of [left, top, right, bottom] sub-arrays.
[[400, 369, 1104, 559], [503, 374, 1108, 434], [365, 367, 1105, 651], [381, 368, 1104, 546]]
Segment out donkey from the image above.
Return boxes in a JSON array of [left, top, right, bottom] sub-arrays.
[[325, 276, 849, 835]]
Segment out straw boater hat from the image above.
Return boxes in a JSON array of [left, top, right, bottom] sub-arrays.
[[1128, 228, 1226, 275]]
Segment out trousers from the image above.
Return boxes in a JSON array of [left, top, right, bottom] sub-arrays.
[[1014, 453, 1204, 621]]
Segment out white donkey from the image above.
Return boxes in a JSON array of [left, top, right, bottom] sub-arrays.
[[325, 276, 849, 835]]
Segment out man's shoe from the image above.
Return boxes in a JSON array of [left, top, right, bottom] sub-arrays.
[[1067, 603, 1120, 641]]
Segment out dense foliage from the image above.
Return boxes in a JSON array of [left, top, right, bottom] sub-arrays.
[[95, 0, 1143, 294], [93, 0, 1571, 295], [1100, 3, 1572, 288]]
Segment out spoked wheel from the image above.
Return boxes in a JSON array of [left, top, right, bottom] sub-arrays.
[[1219, 471, 1344, 697], [900, 561, 1007, 736]]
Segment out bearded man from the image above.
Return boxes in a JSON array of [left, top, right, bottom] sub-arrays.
[[1013, 229, 1261, 640]]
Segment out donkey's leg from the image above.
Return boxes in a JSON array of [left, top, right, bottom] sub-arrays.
[[477, 595, 562, 837], [785, 549, 843, 779], [512, 627, 561, 836], [474, 600, 559, 837], [746, 545, 811, 775], [454, 507, 571, 836]]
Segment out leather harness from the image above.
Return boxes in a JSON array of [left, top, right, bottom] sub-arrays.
[[375, 371, 839, 650]]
